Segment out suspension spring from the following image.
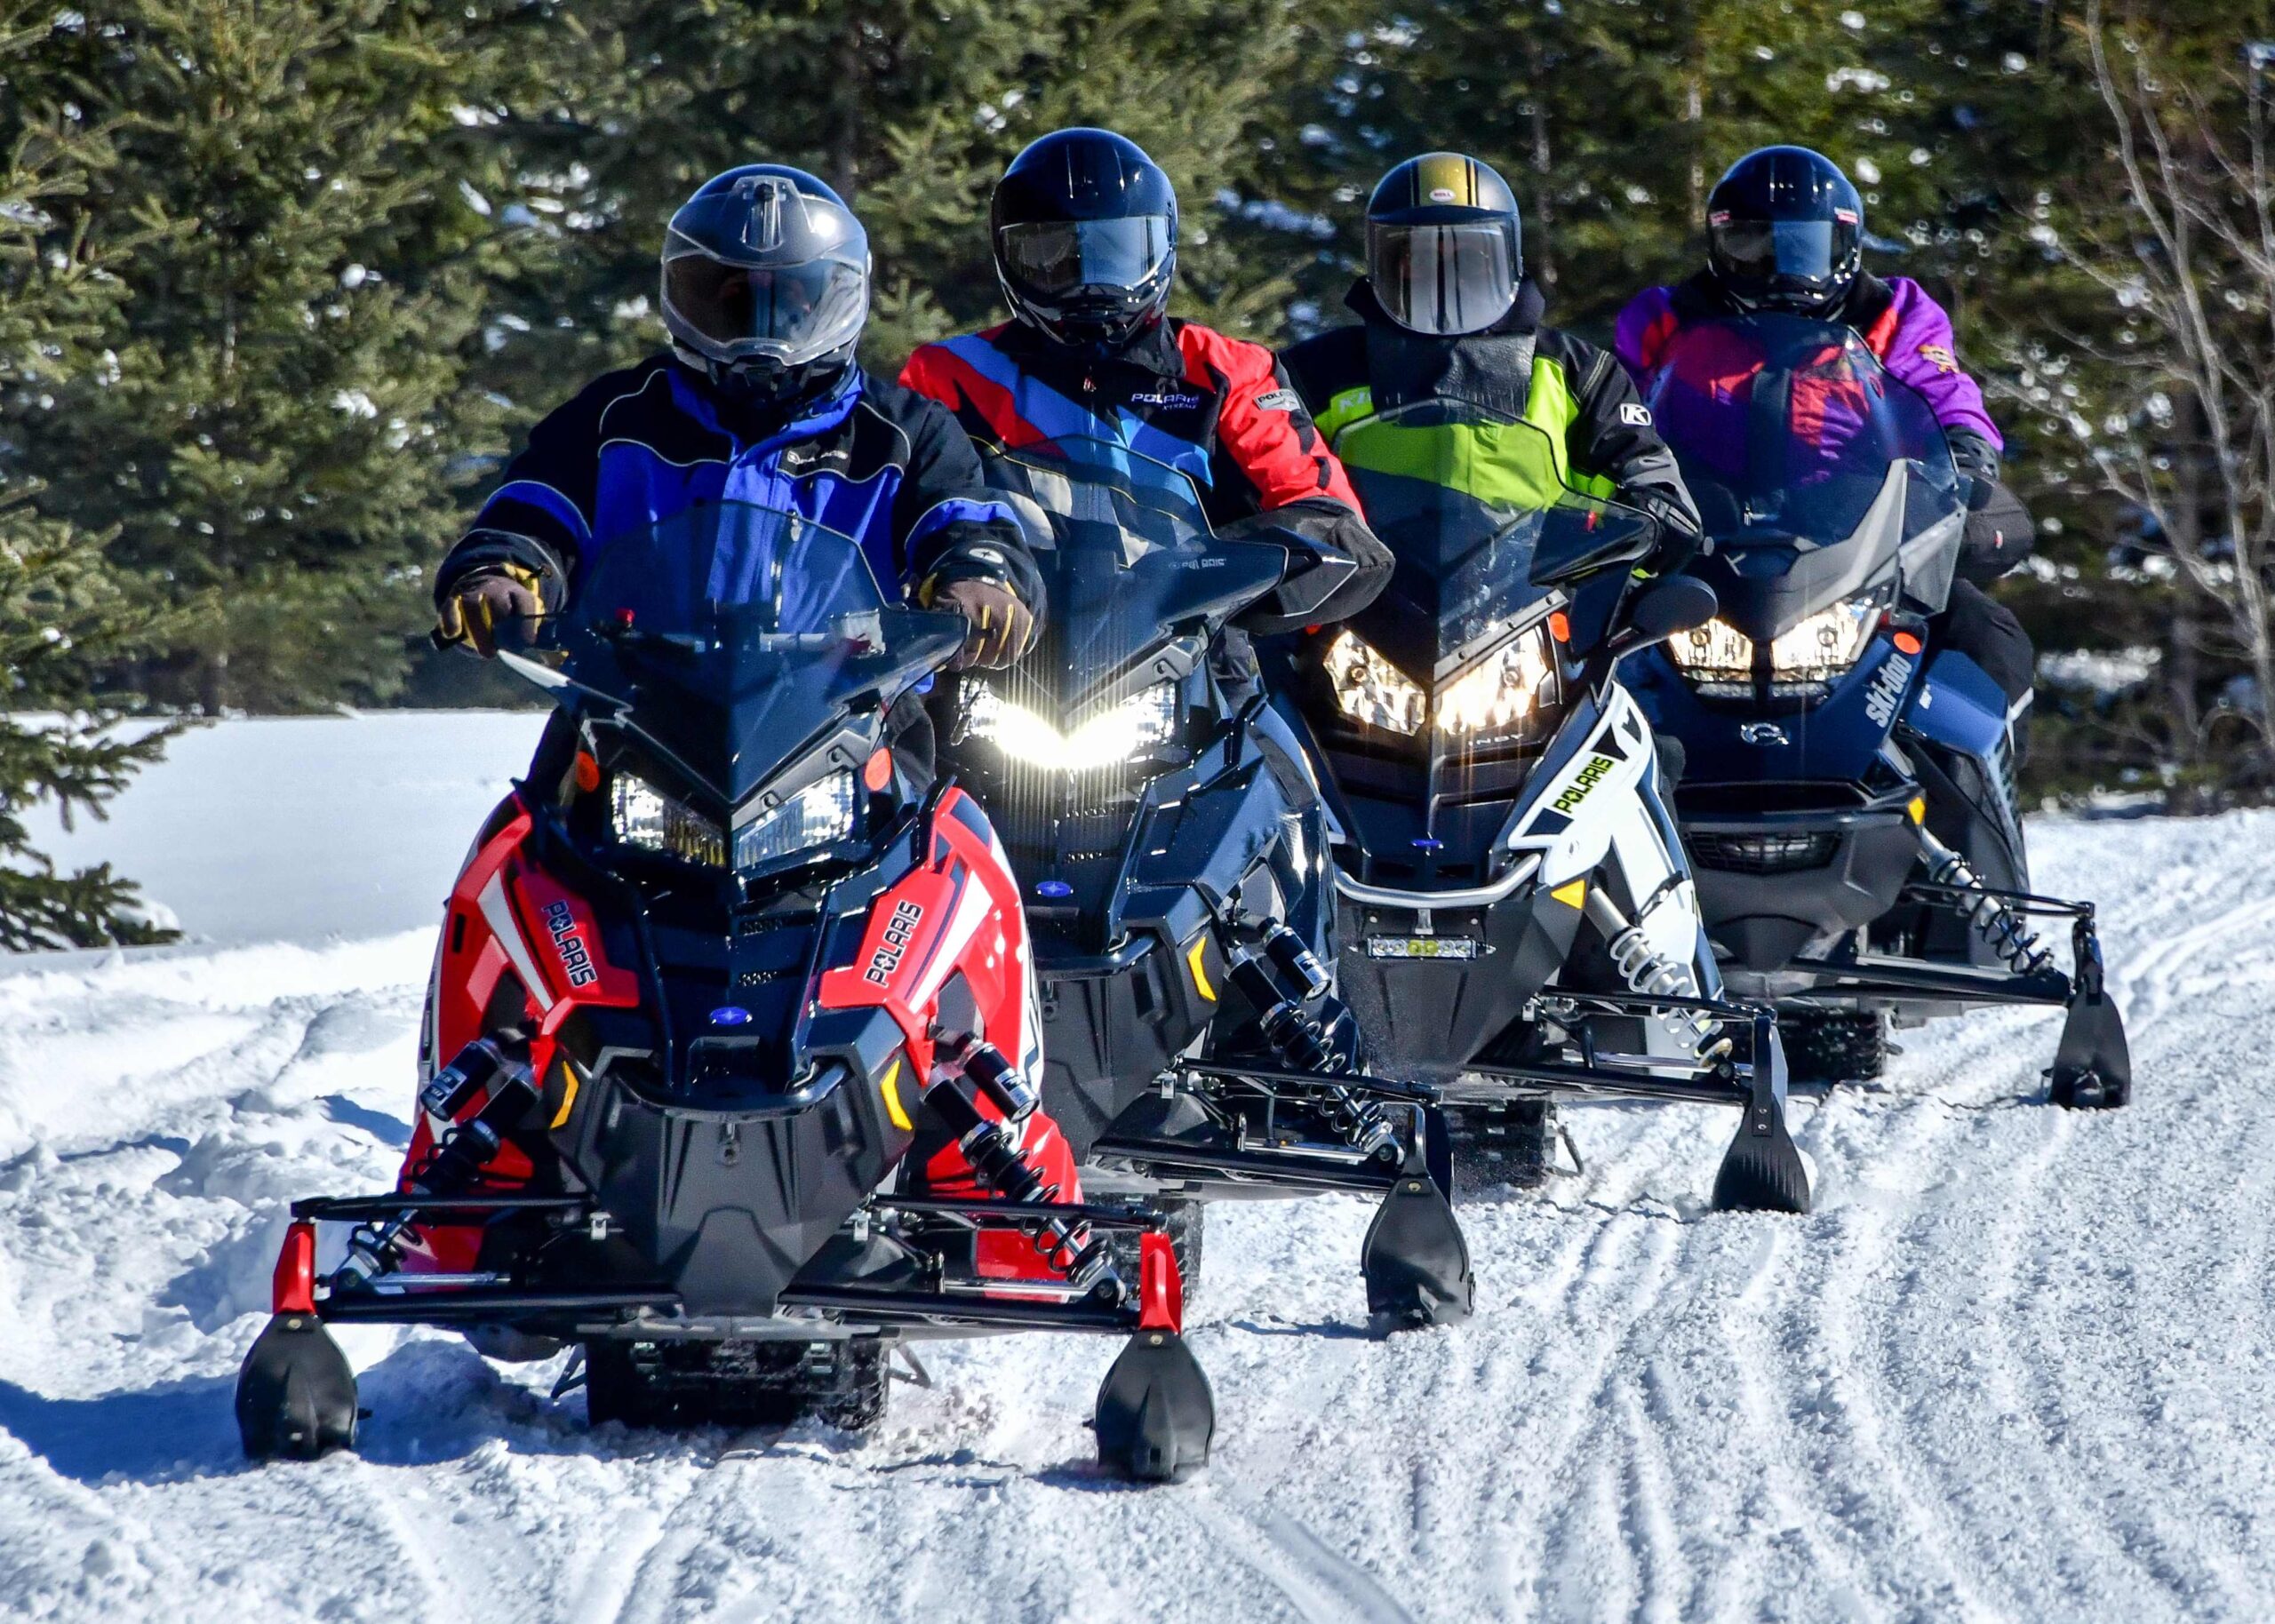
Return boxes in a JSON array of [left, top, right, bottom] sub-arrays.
[[931, 1038, 1114, 1286], [1587, 892, 1732, 1066], [1924, 843, 2054, 977], [1229, 957, 1399, 1159]]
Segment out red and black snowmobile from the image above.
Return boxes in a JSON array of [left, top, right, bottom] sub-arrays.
[[233, 502, 1215, 1481]]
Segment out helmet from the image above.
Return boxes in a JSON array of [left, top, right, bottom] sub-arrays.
[[1364, 153, 1521, 336], [1705, 147, 1864, 315], [990, 129, 1177, 352], [659, 164, 869, 405]]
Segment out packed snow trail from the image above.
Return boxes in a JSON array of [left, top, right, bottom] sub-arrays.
[[1, 716, 2271, 1622]]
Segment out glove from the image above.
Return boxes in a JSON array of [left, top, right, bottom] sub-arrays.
[[436, 563, 546, 657], [925, 576, 1036, 671], [1631, 489, 1707, 574], [1959, 478, 2035, 585]]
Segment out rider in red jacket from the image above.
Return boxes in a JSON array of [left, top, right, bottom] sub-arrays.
[[900, 127, 1390, 638]]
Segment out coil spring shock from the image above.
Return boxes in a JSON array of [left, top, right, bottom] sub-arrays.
[[1920, 833, 2053, 976], [932, 1035, 1114, 1286], [1585, 892, 1732, 1065], [1225, 955, 1400, 1160]]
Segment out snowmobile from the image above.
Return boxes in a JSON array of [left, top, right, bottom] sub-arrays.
[[1257, 406, 1812, 1213], [1622, 313, 2129, 1103], [944, 434, 1476, 1331], [232, 502, 1216, 1482]]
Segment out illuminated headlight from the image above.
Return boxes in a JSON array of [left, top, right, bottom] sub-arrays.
[[1326, 629, 1425, 736], [1669, 600, 1878, 697], [1437, 627, 1555, 737], [735, 771, 856, 869], [966, 681, 1177, 772], [611, 775, 726, 868]]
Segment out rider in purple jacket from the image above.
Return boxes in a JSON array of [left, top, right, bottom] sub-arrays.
[[1616, 147, 2035, 717]]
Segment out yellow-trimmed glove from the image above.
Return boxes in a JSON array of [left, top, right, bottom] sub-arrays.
[[436, 563, 547, 657], [924, 577, 1037, 671]]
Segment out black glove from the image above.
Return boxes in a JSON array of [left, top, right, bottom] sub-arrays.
[[924, 576, 1037, 670], [1959, 478, 2035, 585], [435, 563, 546, 657], [1221, 500, 1391, 633], [1631, 489, 1707, 575]]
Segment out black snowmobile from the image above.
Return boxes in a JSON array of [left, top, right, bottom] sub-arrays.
[[1260, 405, 1813, 1214], [234, 501, 1215, 1481], [944, 434, 1477, 1331], [1624, 314, 2129, 1103]]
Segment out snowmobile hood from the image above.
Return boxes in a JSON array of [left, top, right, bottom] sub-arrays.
[[1644, 312, 1964, 640]]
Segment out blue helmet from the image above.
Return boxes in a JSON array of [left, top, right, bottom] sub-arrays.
[[989, 129, 1177, 352], [660, 164, 870, 403]]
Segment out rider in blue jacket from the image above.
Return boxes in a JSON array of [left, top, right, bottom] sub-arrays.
[[435, 165, 1042, 671]]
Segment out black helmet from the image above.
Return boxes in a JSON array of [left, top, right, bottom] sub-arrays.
[[1705, 147, 1864, 315], [659, 164, 869, 406], [990, 129, 1177, 352], [1364, 153, 1522, 336]]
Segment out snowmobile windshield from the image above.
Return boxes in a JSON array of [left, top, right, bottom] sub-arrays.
[[1643, 313, 1963, 633], [1321, 402, 1655, 755], [978, 434, 1286, 717], [553, 502, 963, 808]]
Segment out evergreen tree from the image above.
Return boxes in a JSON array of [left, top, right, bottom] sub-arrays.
[[0, 21, 178, 948], [16, 2, 561, 712]]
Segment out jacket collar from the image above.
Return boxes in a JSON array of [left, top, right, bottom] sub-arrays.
[[991, 312, 1187, 378], [1345, 276, 1547, 418]]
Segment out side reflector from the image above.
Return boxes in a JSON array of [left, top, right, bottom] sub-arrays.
[[863, 748, 893, 793], [1550, 878, 1588, 910], [1908, 795, 1928, 825], [1548, 610, 1570, 645], [1185, 937, 1217, 1002], [1893, 631, 1924, 656], [878, 1055, 913, 1132], [572, 751, 601, 794]]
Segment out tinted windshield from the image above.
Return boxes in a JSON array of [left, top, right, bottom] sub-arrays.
[[1335, 402, 1656, 669], [981, 434, 1283, 712], [1643, 313, 1961, 547], [555, 502, 962, 803]]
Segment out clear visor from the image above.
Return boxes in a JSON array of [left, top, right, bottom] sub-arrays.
[[1710, 219, 1856, 289], [997, 216, 1172, 299], [661, 240, 867, 366], [1368, 219, 1517, 337]]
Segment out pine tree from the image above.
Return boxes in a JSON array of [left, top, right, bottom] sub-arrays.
[[16, 2, 562, 712], [0, 21, 179, 949]]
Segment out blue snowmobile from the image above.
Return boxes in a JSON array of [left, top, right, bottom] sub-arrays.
[[1624, 314, 2129, 1103]]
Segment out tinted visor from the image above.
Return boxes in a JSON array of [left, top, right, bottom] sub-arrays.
[[997, 216, 1172, 299], [1367, 219, 1518, 336], [1710, 218, 1857, 292], [661, 246, 866, 364]]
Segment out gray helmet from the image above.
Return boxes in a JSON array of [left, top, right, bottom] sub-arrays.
[[1364, 152, 1522, 337], [659, 165, 869, 404]]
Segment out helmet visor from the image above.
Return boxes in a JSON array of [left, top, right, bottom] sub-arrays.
[[1367, 220, 1518, 336], [1710, 218, 1857, 292], [997, 216, 1172, 299], [661, 244, 867, 366]]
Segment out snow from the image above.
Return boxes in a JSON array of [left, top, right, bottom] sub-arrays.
[[5, 716, 2275, 1620]]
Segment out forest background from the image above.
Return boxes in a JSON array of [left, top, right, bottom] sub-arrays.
[[1, 0, 2267, 943]]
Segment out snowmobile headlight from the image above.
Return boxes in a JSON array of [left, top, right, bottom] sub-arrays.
[[611, 774, 727, 868], [735, 770, 857, 870], [966, 680, 1177, 772], [1668, 616, 1755, 697], [1326, 629, 1425, 736], [1437, 625, 1557, 738], [1767, 600, 1878, 694]]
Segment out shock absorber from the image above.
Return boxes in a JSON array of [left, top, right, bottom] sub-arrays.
[[929, 1033, 1114, 1287], [337, 1038, 539, 1286], [1582, 890, 1733, 1066], [1917, 826, 2054, 976], [1225, 954, 1399, 1159]]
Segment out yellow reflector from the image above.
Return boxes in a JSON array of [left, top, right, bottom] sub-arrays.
[[878, 1055, 913, 1132], [548, 1063, 581, 1130], [1185, 936, 1217, 1002], [1908, 796, 1928, 825], [1550, 878, 1587, 910]]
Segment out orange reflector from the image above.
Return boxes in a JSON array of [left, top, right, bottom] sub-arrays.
[[1548, 611, 1570, 645], [863, 748, 893, 792], [1894, 631, 1923, 656], [573, 751, 601, 793]]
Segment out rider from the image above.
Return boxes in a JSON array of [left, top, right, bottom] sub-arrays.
[[1279, 152, 1706, 569], [899, 127, 1392, 640], [1277, 152, 1705, 1188], [1614, 146, 2035, 721], [426, 164, 1077, 1285]]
